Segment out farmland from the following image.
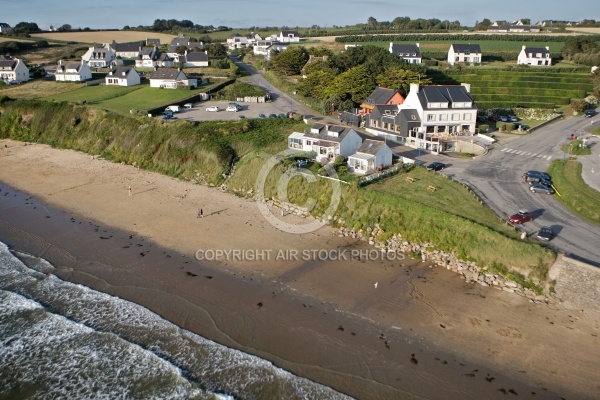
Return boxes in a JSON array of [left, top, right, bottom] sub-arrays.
[[31, 31, 177, 44]]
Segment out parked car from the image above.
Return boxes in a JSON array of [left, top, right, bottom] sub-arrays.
[[499, 116, 508, 122], [296, 159, 310, 168], [206, 106, 219, 112], [238, 114, 246, 119], [268, 113, 278, 118], [584, 109, 597, 118], [278, 113, 287, 118], [184, 103, 193, 109], [166, 105, 180, 113], [525, 175, 552, 186], [258, 114, 266, 119], [530, 184, 554, 195], [524, 170, 551, 180], [509, 209, 533, 224], [509, 116, 518, 122], [536, 226, 553, 241], [162, 114, 178, 120], [226, 103, 240, 112], [426, 162, 445, 171], [489, 116, 499, 122]]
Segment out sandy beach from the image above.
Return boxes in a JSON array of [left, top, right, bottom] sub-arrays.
[[1, 139, 599, 400]]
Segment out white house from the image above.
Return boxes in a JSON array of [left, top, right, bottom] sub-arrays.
[[54, 60, 92, 82], [180, 51, 209, 67], [447, 44, 482, 66], [253, 40, 274, 56], [517, 45, 552, 66], [396, 83, 477, 153], [0, 23, 11, 33], [276, 31, 300, 43], [227, 33, 249, 50], [288, 123, 363, 163], [82, 43, 116, 68], [0, 57, 30, 83], [348, 139, 393, 175], [149, 67, 197, 89], [110, 40, 143, 59], [105, 66, 140, 86], [389, 43, 421, 64], [266, 43, 290, 60]]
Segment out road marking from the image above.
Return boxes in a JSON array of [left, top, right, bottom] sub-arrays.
[[501, 148, 508, 152], [546, 156, 552, 160], [526, 152, 532, 156], [531, 153, 538, 157]]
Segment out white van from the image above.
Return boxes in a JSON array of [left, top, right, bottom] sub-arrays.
[[166, 105, 180, 113]]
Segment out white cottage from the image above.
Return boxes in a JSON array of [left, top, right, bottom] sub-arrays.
[[82, 43, 116, 67], [517, 46, 552, 66], [288, 123, 363, 163], [447, 44, 482, 66], [55, 60, 92, 82], [348, 139, 393, 175], [105, 66, 140, 86], [0, 57, 30, 83], [149, 67, 197, 89]]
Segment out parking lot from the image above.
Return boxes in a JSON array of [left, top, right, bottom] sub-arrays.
[[158, 98, 298, 122]]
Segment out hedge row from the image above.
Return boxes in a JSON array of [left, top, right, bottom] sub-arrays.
[[476, 101, 556, 109], [335, 33, 600, 43]]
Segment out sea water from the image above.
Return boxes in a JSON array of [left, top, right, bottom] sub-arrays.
[[0, 241, 352, 400]]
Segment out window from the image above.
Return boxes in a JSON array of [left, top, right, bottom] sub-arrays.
[[451, 113, 460, 121], [463, 113, 471, 121], [427, 114, 436, 121], [439, 114, 448, 121]]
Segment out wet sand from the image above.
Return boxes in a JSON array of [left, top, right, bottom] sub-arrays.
[[1, 139, 599, 400]]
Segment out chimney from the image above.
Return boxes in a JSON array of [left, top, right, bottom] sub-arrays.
[[416, 42, 420, 47], [522, 45, 526, 50], [545, 46, 549, 51], [461, 83, 471, 93], [409, 83, 419, 94]]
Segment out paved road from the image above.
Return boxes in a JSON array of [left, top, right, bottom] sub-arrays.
[[440, 114, 600, 266]]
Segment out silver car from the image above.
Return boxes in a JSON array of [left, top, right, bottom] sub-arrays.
[[530, 184, 554, 195]]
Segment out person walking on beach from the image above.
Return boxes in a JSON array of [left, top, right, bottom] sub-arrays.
[[128, 186, 132, 196], [197, 208, 203, 218]]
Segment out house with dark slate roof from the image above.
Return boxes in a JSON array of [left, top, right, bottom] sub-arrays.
[[82, 43, 116, 67], [55, 60, 92, 82], [388, 42, 421, 64], [0, 57, 29, 83], [180, 51, 209, 67], [149, 67, 197, 89], [0, 22, 11, 33], [105, 66, 140, 86], [146, 38, 161, 47], [287, 123, 363, 163], [110, 41, 143, 59], [277, 31, 300, 43], [365, 83, 477, 153], [517, 45, 552, 66], [347, 139, 393, 175], [447, 44, 482, 66], [360, 87, 404, 115]]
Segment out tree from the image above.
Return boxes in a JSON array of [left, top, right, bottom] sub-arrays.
[[57, 24, 72, 32], [296, 69, 336, 98], [561, 37, 599, 61], [322, 65, 374, 104], [11, 22, 41, 35], [270, 46, 309, 76], [206, 43, 227, 57], [475, 18, 492, 31], [376, 67, 432, 95], [367, 17, 378, 30]]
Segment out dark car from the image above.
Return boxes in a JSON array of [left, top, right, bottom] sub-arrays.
[[530, 184, 554, 195], [536, 226, 553, 241], [524, 170, 550, 180], [278, 113, 287, 118], [426, 162, 445, 171], [509, 209, 533, 224], [489, 116, 499, 122], [258, 114, 266, 119], [525, 175, 551, 186], [268, 113, 278, 118], [584, 109, 597, 118]]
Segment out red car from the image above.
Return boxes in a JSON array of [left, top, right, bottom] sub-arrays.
[[509, 209, 533, 224]]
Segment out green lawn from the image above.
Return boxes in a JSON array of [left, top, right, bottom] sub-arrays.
[[367, 166, 518, 236], [548, 160, 600, 225], [39, 84, 208, 115]]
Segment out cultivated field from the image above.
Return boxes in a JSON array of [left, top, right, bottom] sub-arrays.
[[31, 31, 177, 44], [0, 80, 84, 99]]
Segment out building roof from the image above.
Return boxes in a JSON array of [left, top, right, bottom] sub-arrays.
[[451, 44, 481, 53], [107, 66, 135, 77], [523, 47, 550, 55], [171, 35, 191, 47], [417, 85, 475, 109], [357, 139, 386, 155], [281, 30, 299, 37], [363, 87, 400, 107], [182, 52, 208, 62], [150, 68, 184, 80], [304, 124, 355, 143], [146, 38, 160, 46], [0, 59, 17, 70], [111, 41, 142, 53], [56, 60, 86, 74], [390, 43, 420, 57]]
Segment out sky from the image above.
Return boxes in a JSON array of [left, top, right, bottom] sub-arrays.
[[1, 0, 598, 31]]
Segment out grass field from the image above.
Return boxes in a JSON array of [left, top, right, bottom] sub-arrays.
[[548, 159, 600, 225], [31, 31, 177, 44], [41, 84, 144, 104], [0, 80, 85, 99], [367, 167, 516, 235]]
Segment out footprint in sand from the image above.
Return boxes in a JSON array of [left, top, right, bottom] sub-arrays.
[[496, 326, 522, 339]]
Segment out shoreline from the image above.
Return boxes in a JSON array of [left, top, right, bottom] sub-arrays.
[[1, 139, 599, 399]]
